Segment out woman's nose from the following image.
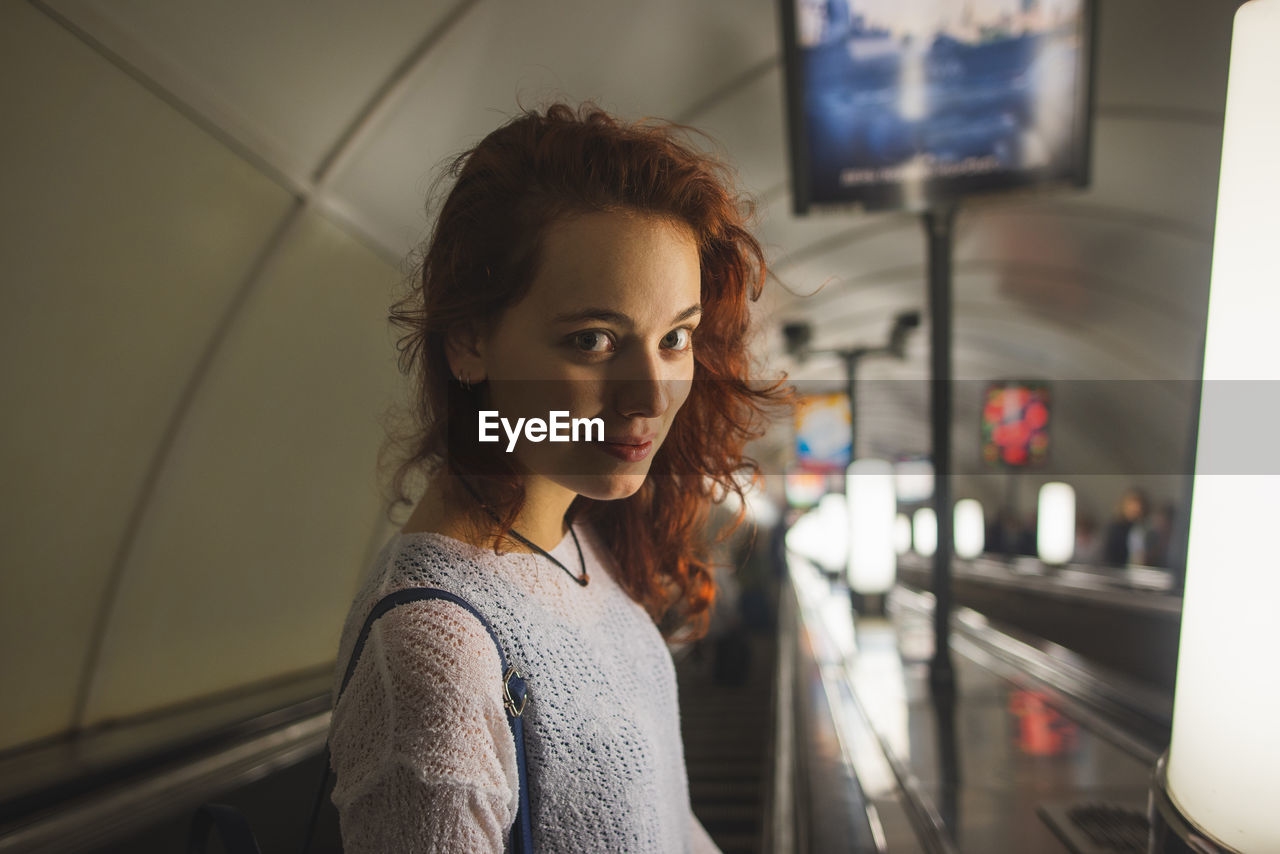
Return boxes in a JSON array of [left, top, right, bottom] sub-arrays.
[[611, 351, 684, 419]]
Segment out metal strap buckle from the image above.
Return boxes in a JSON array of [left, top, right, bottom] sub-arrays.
[[503, 665, 527, 717]]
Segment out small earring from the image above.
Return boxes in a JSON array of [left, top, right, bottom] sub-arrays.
[[460, 370, 472, 390]]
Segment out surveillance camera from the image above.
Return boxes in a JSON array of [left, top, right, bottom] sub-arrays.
[[782, 322, 812, 359], [889, 311, 921, 357], [895, 310, 921, 329]]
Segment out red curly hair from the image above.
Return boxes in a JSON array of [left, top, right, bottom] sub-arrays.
[[383, 101, 791, 642]]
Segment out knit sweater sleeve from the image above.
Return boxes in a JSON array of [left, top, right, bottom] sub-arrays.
[[327, 598, 519, 854]]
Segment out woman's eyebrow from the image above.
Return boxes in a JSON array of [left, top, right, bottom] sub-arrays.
[[670, 304, 702, 324], [552, 304, 703, 326]]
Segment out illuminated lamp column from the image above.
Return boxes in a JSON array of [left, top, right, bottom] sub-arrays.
[[1036, 483, 1074, 566], [846, 458, 897, 614], [817, 493, 852, 574], [1155, 2, 1280, 850], [893, 513, 913, 556], [912, 507, 938, 557], [895, 458, 935, 503], [816, 492, 850, 574], [954, 499, 985, 560], [785, 492, 848, 575]]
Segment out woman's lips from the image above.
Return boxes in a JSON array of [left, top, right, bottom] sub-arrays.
[[596, 439, 654, 462]]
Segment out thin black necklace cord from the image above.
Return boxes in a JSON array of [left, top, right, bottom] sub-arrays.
[[456, 475, 589, 587]]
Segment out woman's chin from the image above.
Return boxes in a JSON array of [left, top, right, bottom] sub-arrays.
[[563, 472, 648, 502]]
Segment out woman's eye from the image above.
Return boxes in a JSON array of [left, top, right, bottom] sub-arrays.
[[572, 330, 613, 353], [662, 327, 694, 351]]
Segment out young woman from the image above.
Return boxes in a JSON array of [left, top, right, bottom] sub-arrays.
[[326, 102, 789, 853]]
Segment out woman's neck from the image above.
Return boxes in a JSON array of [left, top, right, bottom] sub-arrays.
[[402, 473, 577, 553], [516, 475, 578, 549]]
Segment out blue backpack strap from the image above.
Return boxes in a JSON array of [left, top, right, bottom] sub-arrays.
[[313, 586, 534, 854]]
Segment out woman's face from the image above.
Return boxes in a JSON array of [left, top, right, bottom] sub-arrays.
[[467, 209, 701, 502]]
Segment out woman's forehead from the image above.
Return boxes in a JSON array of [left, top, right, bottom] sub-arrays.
[[540, 209, 696, 261], [526, 211, 701, 308]]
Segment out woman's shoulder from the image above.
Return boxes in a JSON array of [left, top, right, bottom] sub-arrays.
[[333, 534, 494, 680], [358, 593, 507, 691], [326, 585, 517, 829], [330, 561, 517, 744]]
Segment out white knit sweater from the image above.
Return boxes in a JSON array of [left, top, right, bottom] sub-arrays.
[[326, 518, 723, 853]]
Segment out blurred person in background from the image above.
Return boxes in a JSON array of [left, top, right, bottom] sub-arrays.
[[1073, 515, 1101, 564], [987, 507, 1021, 558], [1103, 487, 1149, 567], [1016, 511, 1039, 557], [1144, 501, 1176, 568]]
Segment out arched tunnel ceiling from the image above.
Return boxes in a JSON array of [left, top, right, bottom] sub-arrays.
[[42, 0, 1235, 471], [0, 0, 1248, 750]]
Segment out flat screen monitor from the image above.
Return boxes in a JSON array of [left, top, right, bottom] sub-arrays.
[[779, 0, 1095, 214]]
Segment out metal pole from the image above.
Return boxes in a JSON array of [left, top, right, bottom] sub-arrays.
[[925, 206, 957, 694], [843, 349, 865, 464]]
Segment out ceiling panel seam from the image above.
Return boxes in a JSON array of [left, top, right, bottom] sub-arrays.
[[675, 55, 778, 125], [41, 0, 483, 727], [769, 216, 919, 274], [31, 0, 481, 265], [70, 201, 307, 732], [30, 0, 308, 197], [768, 203, 1213, 287], [309, 0, 483, 187], [756, 181, 789, 205], [794, 259, 1203, 327], [981, 261, 1203, 327], [1009, 202, 1214, 245], [932, 308, 1177, 381], [789, 303, 1175, 384], [23, 0, 320, 730]]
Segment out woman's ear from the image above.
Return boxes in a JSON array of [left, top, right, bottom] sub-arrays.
[[445, 323, 487, 384]]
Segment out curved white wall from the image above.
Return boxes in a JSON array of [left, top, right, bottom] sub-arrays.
[[0, 2, 404, 748]]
